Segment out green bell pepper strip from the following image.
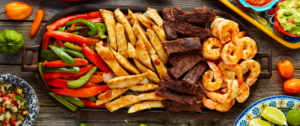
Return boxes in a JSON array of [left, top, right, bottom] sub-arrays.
[[67, 26, 89, 31], [49, 45, 74, 66], [45, 66, 80, 74], [38, 62, 50, 89], [40, 50, 61, 61], [48, 92, 77, 111], [57, 26, 66, 32], [67, 66, 97, 88], [66, 19, 98, 36], [72, 31, 80, 35], [53, 40, 59, 47], [60, 95, 85, 107], [60, 47, 85, 59], [64, 42, 82, 52], [87, 96, 96, 102], [95, 23, 106, 35]]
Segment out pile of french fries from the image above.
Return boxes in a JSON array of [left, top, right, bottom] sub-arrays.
[[95, 8, 168, 113]]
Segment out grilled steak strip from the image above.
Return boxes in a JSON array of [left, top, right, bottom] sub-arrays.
[[173, 6, 216, 24], [162, 100, 202, 112], [155, 86, 197, 105], [162, 7, 175, 22], [182, 61, 207, 88], [168, 52, 190, 66], [163, 21, 177, 40], [168, 53, 202, 79], [175, 20, 210, 40], [163, 37, 201, 55]]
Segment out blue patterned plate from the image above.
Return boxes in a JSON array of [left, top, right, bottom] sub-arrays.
[[0, 74, 39, 126], [234, 95, 300, 126]]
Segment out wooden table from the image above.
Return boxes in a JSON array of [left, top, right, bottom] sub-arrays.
[[0, 0, 300, 125]]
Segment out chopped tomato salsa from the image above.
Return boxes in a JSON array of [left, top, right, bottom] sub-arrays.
[[245, 0, 272, 7]]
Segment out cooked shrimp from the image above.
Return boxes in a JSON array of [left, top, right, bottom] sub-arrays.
[[236, 83, 250, 103], [240, 37, 258, 60], [221, 42, 241, 65], [202, 97, 235, 112], [217, 20, 239, 44], [203, 60, 223, 91], [240, 59, 261, 87], [202, 38, 223, 60], [211, 18, 226, 37], [231, 31, 244, 59], [206, 79, 239, 104], [218, 61, 244, 85]]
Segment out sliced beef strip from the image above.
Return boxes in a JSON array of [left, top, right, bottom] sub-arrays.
[[162, 37, 201, 55], [162, 7, 175, 22], [163, 21, 177, 40], [182, 61, 208, 88], [168, 53, 202, 79], [167, 51, 197, 66], [173, 6, 216, 24], [196, 81, 207, 98], [162, 100, 202, 112], [155, 86, 198, 105], [175, 20, 210, 40]]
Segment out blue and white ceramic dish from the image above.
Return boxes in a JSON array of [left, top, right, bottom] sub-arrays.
[[0, 74, 39, 126], [239, 0, 279, 12], [234, 95, 300, 126]]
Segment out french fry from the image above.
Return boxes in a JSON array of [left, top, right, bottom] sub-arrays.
[[111, 49, 140, 75], [115, 23, 128, 58], [95, 42, 129, 77], [153, 26, 166, 42], [107, 73, 149, 88], [127, 9, 145, 33], [136, 39, 155, 71], [100, 9, 116, 50], [133, 21, 156, 55], [146, 8, 163, 27], [114, 8, 137, 46], [130, 84, 159, 92], [105, 92, 166, 112], [134, 59, 160, 83], [128, 100, 164, 113], [146, 29, 168, 64], [136, 13, 157, 30], [150, 54, 167, 79], [96, 88, 129, 105]]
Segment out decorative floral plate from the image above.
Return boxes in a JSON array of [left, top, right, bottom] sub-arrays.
[[234, 95, 300, 126]]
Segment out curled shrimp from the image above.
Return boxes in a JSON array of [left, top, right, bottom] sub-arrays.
[[236, 83, 250, 103], [216, 20, 239, 44], [240, 37, 258, 60], [218, 61, 244, 85], [221, 42, 241, 65], [203, 60, 223, 91], [240, 59, 261, 87], [231, 31, 244, 59], [206, 79, 239, 104], [202, 97, 235, 112], [211, 18, 226, 37], [202, 38, 223, 60]]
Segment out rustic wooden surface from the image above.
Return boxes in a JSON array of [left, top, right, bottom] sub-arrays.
[[0, 0, 299, 125]]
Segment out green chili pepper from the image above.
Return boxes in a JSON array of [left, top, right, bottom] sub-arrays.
[[72, 31, 80, 35], [49, 92, 77, 111], [67, 66, 97, 88], [95, 23, 106, 35], [49, 45, 74, 66], [45, 66, 80, 74], [67, 26, 89, 31], [64, 42, 82, 52], [57, 26, 66, 32], [60, 96, 85, 107], [78, 123, 94, 126], [87, 96, 96, 102], [66, 19, 98, 36], [41, 50, 61, 61], [60, 47, 85, 59], [39, 62, 50, 89]]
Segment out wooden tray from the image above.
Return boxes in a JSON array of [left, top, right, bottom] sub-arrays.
[[21, 4, 272, 119]]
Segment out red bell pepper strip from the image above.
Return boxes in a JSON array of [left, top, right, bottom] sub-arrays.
[[46, 78, 69, 88], [42, 31, 50, 50], [47, 11, 101, 31], [43, 64, 93, 79], [81, 82, 99, 88], [87, 75, 103, 83], [82, 43, 112, 73], [44, 58, 88, 67], [42, 31, 102, 47], [57, 39, 65, 47], [51, 85, 109, 97], [81, 99, 105, 108]]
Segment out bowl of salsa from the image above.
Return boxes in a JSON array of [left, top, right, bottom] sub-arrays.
[[239, 0, 279, 12], [274, 0, 300, 37]]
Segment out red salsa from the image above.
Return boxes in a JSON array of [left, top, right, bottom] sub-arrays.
[[245, 0, 272, 7]]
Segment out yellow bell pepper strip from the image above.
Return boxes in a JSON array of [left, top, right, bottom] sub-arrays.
[[49, 45, 74, 66], [48, 92, 77, 111], [64, 42, 82, 51], [67, 66, 97, 88]]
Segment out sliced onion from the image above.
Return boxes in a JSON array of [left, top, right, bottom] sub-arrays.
[[103, 72, 114, 83], [15, 120, 23, 126], [139, 78, 149, 84]]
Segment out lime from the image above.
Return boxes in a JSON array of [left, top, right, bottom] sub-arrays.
[[286, 109, 300, 125], [249, 119, 271, 126], [261, 107, 287, 125]]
